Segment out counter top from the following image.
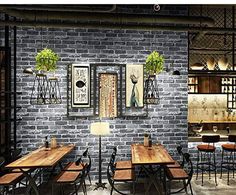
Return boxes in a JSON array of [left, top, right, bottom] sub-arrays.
[[188, 130, 236, 142]]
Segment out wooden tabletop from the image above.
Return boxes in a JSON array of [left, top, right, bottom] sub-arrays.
[[131, 144, 175, 165], [6, 145, 75, 169]]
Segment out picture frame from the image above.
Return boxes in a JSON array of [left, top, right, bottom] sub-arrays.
[[126, 64, 144, 108], [71, 64, 90, 108], [98, 73, 118, 118]]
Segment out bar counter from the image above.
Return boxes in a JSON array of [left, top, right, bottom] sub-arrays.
[[188, 130, 236, 142]]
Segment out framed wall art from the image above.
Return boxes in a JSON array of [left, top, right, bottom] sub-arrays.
[[126, 64, 144, 108], [99, 73, 118, 118], [71, 64, 90, 108]]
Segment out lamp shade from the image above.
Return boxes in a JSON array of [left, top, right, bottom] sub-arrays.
[[90, 122, 110, 135]]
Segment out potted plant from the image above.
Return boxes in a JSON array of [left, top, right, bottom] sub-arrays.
[[35, 48, 59, 72], [144, 51, 164, 76]]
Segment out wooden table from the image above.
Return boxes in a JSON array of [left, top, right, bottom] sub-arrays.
[[6, 144, 75, 195], [131, 143, 175, 195]]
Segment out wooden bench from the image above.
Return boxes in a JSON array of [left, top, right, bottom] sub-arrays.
[[166, 167, 188, 180], [55, 171, 81, 183], [0, 157, 25, 195], [0, 172, 24, 185], [63, 162, 85, 171], [115, 160, 133, 170]]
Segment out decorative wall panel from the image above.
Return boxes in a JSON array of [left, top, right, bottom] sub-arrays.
[[99, 73, 117, 118]]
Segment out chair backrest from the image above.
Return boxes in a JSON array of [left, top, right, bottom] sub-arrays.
[[182, 153, 193, 184], [202, 135, 220, 144], [10, 148, 22, 162], [228, 135, 236, 143], [113, 146, 117, 155], [75, 148, 91, 176], [107, 152, 116, 186], [176, 145, 184, 167]]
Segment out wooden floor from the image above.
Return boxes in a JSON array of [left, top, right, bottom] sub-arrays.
[[6, 174, 236, 195]]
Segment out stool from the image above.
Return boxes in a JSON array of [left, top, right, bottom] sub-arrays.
[[220, 135, 236, 185], [196, 135, 220, 186]]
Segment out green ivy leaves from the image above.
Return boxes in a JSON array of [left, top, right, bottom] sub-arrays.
[[145, 51, 164, 75], [35, 48, 59, 72]]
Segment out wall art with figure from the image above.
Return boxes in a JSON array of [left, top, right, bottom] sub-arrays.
[[126, 64, 144, 108], [71, 64, 90, 107], [99, 73, 118, 118]]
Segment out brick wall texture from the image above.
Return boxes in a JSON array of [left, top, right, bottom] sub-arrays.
[[1, 5, 189, 180]]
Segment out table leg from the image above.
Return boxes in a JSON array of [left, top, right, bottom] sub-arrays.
[[21, 169, 40, 195], [142, 166, 161, 195], [162, 166, 168, 195]]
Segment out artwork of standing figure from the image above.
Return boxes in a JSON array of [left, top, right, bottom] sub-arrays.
[[130, 74, 140, 107], [126, 64, 144, 108]]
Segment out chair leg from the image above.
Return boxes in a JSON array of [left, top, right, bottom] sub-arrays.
[[51, 182, 54, 195], [12, 185, 15, 195], [201, 152, 204, 186], [83, 180, 87, 195], [74, 183, 78, 195], [227, 153, 230, 185], [183, 180, 188, 194], [208, 153, 211, 180], [196, 150, 199, 180], [189, 182, 194, 195], [132, 180, 135, 195], [220, 150, 224, 179], [233, 151, 235, 178], [168, 180, 171, 195], [87, 174, 92, 185], [214, 152, 217, 186], [110, 181, 114, 195]]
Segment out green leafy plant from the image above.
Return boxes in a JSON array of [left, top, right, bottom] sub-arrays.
[[144, 51, 164, 75], [35, 48, 59, 72]]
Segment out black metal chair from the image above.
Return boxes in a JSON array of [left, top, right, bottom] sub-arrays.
[[68, 148, 92, 185], [196, 135, 220, 186], [0, 156, 24, 195], [220, 135, 236, 185], [166, 153, 193, 195], [107, 152, 136, 195], [166, 145, 184, 169], [53, 157, 88, 195]]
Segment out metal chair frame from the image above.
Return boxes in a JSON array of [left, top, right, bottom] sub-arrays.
[[196, 135, 220, 186], [220, 135, 236, 185], [167, 153, 194, 195], [107, 152, 135, 195]]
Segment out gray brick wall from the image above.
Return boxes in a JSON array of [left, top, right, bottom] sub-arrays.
[[1, 5, 189, 180]]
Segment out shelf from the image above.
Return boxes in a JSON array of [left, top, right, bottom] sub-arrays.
[[189, 121, 236, 124], [188, 70, 236, 76]]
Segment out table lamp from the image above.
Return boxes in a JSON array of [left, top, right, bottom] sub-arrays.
[[90, 121, 110, 190]]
